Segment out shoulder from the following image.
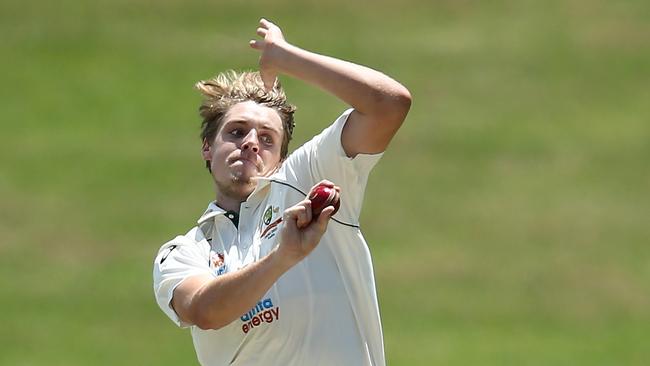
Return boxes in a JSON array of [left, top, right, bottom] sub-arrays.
[[165, 226, 206, 247], [155, 226, 210, 260], [277, 109, 353, 177]]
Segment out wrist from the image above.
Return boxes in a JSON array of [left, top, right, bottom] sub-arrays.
[[267, 245, 295, 274], [266, 41, 301, 76]]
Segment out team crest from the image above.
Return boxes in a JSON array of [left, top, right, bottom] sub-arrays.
[[263, 206, 273, 225], [261, 205, 282, 240]]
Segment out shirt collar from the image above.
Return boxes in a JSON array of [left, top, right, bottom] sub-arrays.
[[195, 170, 285, 225], [196, 201, 226, 225]]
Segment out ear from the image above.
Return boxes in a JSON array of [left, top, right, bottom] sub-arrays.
[[201, 139, 212, 161]]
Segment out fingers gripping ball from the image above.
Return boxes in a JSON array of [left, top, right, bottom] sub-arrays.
[[308, 183, 340, 220]]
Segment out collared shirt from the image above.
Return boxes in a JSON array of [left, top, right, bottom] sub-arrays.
[[153, 109, 385, 366]]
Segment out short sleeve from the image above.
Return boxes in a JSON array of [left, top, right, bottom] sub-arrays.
[[152, 235, 212, 327], [281, 109, 383, 223]]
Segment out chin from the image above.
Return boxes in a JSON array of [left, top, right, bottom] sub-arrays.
[[223, 174, 258, 197], [231, 169, 261, 184]]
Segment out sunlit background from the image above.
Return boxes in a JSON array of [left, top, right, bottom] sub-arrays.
[[1, 0, 649, 364]]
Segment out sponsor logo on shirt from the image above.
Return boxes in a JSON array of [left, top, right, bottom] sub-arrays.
[[210, 251, 227, 276], [159, 245, 177, 264], [240, 297, 280, 334]]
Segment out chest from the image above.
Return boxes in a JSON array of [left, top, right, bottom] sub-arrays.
[[192, 183, 367, 362], [206, 183, 303, 274], [204, 182, 349, 302]]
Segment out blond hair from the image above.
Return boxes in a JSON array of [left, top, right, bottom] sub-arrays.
[[196, 71, 296, 168]]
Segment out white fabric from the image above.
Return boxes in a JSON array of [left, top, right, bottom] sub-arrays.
[[153, 109, 385, 366]]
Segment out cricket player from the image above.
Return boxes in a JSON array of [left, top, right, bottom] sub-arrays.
[[153, 19, 411, 365]]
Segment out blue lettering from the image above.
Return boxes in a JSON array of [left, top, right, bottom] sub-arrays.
[[241, 298, 273, 322]]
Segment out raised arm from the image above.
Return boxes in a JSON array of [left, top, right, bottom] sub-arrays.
[[250, 19, 412, 157]]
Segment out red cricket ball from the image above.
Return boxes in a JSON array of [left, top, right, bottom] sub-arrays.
[[308, 183, 340, 219]]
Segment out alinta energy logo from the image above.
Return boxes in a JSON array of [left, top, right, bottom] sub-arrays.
[[240, 297, 280, 334]]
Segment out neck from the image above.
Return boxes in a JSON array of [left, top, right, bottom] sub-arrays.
[[215, 194, 245, 214], [214, 181, 256, 214]]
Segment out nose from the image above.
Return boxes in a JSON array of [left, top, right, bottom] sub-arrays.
[[241, 129, 259, 153]]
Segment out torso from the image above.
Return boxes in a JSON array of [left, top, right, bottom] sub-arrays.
[[193, 180, 371, 366]]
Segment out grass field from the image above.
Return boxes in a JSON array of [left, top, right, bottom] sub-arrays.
[[1, 0, 649, 365]]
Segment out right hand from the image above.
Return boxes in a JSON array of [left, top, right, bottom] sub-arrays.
[[249, 18, 289, 91], [276, 199, 335, 267]]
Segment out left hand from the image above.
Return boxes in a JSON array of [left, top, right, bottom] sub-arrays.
[[249, 18, 288, 91]]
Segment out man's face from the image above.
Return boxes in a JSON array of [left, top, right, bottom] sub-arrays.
[[202, 101, 284, 201]]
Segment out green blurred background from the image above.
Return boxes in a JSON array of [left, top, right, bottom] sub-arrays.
[[1, 0, 649, 365]]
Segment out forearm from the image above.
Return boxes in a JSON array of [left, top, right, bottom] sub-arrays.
[[188, 248, 291, 330], [177, 198, 332, 330], [274, 43, 411, 118]]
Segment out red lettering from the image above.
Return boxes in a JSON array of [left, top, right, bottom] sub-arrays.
[[262, 310, 273, 322], [240, 307, 281, 334]]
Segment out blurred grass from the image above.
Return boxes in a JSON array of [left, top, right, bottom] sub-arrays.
[[1, 0, 649, 365]]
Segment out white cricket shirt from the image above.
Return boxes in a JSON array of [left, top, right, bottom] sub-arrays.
[[153, 109, 385, 366]]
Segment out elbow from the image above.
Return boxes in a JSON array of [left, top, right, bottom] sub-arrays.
[[192, 310, 228, 331], [188, 296, 229, 330], [194, 318, 222, 331], [394, 86, 412, 117], [376, 85, 412, 124]]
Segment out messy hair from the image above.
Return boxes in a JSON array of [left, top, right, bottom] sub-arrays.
[[196, 70, 296, 170]]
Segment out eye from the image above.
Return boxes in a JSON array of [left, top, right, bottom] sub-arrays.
[[260, 134, 274, 145], [229, 128, 244, 137]]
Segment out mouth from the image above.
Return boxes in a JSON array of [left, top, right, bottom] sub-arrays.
[[231, 157, 260, 171]]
